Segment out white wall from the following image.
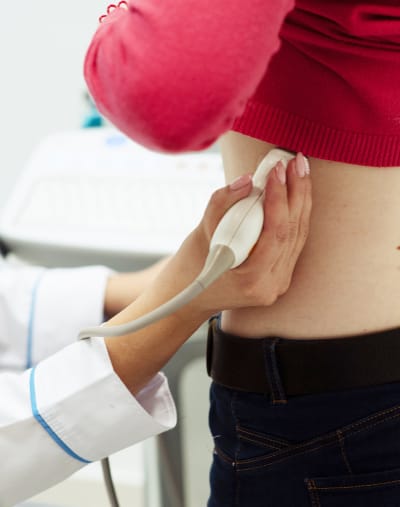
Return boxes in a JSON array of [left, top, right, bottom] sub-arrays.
[[0, 0, 103, 209], [0, 3, 151, 504]]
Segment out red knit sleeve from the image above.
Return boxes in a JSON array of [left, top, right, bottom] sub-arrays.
[[84, 0, 294, 152]]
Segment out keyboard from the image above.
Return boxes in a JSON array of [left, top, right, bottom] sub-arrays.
[[0, 129, 225, 261]]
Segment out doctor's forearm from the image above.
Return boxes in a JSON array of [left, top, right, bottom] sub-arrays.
[[104, 230, 210, 394], [103, 257, 171, 318], [105, 310, 203, 396]]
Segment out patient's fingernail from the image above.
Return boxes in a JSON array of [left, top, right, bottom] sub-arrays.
[[229, 174, 252, 190], [275, 161, 286, 185]]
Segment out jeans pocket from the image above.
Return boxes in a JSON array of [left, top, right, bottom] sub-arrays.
[[306, 467, 400, 507]]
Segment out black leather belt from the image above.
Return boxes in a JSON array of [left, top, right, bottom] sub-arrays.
[[207, 316, 400, 396]]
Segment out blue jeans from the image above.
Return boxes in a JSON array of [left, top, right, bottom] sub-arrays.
[[208, 379, 400, 506]]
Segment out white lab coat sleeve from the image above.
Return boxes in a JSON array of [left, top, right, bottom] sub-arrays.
[[0, 261, 112, 370], [0, 337, 176, 507]]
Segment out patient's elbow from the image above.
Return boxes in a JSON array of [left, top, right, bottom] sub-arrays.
[[95, 86, 240, 152], [86, 58, 244, 152]]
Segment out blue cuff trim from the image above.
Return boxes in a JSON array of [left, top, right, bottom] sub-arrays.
[[26, 272, 46, 369], [29, 367, 91, 464]]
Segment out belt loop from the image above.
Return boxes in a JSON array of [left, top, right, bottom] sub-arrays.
[[206, 315, 218, 377], [262, 338, 287, 404]]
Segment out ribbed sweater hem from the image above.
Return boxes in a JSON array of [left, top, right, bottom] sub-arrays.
[[232, 101, 400, 167]]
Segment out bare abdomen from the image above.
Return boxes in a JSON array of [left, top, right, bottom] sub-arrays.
[[219, 131, 400, 339]]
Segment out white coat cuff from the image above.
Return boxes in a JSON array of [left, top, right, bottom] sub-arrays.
[[33, 337, 176, 462], [32, 266, 113, 365]]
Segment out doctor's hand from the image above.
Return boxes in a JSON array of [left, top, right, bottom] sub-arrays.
[[105, 153, 311, 394], [110, 153, 312, 325], [106, 153, 312, 326], [104, 153, 311, 394], [170, 152, 312, 320]]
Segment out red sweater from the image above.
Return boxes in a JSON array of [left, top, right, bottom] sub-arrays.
[[85, 1, 400, 166]]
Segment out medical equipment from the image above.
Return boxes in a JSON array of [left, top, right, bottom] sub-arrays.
[[0, 128, 224, 266], [78, 148, 294, 341]]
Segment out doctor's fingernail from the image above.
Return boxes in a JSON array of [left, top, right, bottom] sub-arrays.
[[304, 155, 311, 174], [296, 153, 310, 177], [275, 161, 286, 185], [229, 174, 252, 190], [295, 153, 307, 178]]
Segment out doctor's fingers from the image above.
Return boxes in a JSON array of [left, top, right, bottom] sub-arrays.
[[240, 158, 291, 270], [236, 156, 311, 304], [229, 160, 291, 305], [200, 174, 253, 241], [279, 154, 312, 271]]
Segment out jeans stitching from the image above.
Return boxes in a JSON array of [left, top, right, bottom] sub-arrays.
[[231, 392, 241, 507], [263, 338, 287, 404], [238, 433, 284, 451], [337, 429, 353, 474], [237, 436, 339, 470], [306, 479, 321, 507], [231, 392, 240, 463], [234, 404, 400, 468], [313, 478, 400, 491], [214, 445, 234, 464], [343, 403, 400, 433], [237, 410, 400, 471], [237, 426, 291, 448], [343, 408, 400, 439], [237, 431, 338, 465]]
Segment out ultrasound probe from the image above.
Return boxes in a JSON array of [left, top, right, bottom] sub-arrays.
[[78, 148, 295, 341]]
